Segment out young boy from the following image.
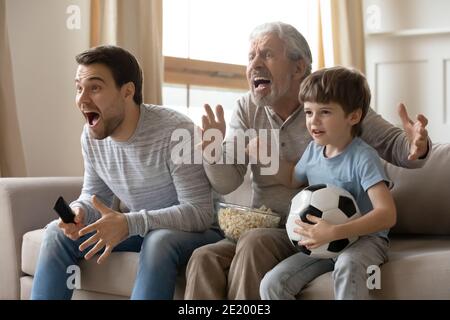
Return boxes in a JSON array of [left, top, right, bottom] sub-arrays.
[[259, 66, 397, 300]]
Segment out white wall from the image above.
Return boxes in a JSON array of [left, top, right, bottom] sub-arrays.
[[364, 0, 450, 143], [6, 0, 90, 176]]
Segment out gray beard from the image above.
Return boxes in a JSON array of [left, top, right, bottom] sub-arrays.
[[251, 81, 291, 108], [251, 91, 276, 108]]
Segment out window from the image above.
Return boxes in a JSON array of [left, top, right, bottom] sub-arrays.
[[162, 0, 317, 124]]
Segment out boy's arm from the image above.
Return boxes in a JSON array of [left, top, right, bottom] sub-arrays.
[[333, 182, 396, 239], [298, 182, 396, 248]]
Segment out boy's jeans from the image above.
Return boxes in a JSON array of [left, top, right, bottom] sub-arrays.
[[31, 220, 222, 299], [260, 235, 389, 300]]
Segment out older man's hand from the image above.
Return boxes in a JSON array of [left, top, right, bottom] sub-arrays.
[[397, 103, 429, 160], [201, 104, 226, 150], [78, 195, 129, 264]]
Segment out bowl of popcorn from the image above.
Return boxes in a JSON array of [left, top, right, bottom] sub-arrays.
[[216, 202, 281, 242]]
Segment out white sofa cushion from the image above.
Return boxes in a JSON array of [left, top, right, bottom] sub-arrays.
[[23, 229, 139, 296], [22, 229, 187, 298], [23, 229, 450, 299], [299, 236, 450, 299]]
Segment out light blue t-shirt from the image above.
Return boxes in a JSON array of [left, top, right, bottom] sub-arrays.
[[294, 137, 391, 239]]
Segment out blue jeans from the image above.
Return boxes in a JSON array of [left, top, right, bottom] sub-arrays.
[[31, 220, 222, 300], [259, 235, 389, 300]]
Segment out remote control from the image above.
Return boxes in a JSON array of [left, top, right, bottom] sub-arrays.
[[53, 196, 76, 223]]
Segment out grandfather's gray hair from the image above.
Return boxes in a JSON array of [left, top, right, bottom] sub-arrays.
[[249, 21, 312, 78]]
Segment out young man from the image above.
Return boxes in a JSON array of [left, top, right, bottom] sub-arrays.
[[31, 45, 222, 300], [185, 21, 430, 300], [260, 66, 396, 299]]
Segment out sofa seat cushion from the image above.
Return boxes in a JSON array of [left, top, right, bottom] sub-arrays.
[[299, 236, 450, 299], [23, 228, 188, 298], [20, 275, 128, 300], [23, 229, 142, 297], [388, 235, 450, 259], [24, 229, 450, 299]]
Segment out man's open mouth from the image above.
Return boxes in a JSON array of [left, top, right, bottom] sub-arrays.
[[84, 111, 100, 127], [253, 77, 272, 89]]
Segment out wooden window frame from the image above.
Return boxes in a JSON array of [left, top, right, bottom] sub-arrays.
[[164, 56, 248, 90]]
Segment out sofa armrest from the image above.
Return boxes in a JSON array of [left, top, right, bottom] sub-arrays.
[[0, 177, 82, 299]]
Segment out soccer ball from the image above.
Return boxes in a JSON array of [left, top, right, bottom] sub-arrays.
[[286, 184, 361, 259]]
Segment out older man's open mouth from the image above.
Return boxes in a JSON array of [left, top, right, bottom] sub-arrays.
[[253, 77, 272, 92]]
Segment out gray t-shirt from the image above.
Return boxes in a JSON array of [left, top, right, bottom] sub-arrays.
[[204, 92, 430, 219], [71, 104, 213, 237]]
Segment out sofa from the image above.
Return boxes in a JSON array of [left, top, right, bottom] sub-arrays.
[[1, 143, 450, 300]]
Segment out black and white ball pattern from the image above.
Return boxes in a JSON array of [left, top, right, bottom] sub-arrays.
[[286, 184, 361, 259]]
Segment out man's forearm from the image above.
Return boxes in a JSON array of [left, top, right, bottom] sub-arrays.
[[124, 202, 214, 236], [203, 162, 247, 195], [362, 109, 432, 168]]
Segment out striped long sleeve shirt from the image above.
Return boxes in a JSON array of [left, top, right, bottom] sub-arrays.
[[70, 104, 213, 237]]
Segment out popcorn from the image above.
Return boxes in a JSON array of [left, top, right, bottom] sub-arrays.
[[217, 204, 280, 242]]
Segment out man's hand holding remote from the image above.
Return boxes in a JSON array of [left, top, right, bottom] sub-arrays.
[[58, 207, 85, 241]]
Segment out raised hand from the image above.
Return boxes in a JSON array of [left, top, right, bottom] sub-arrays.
[[201, 104, 226, 150], [78, 195, 129, 264], [397, 103, 429, 160]]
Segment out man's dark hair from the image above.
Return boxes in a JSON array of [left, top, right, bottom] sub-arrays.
[[299, 66, 371, 137], [75, 45, 143, 106]]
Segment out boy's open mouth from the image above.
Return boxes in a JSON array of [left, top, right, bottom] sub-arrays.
[[312, 129, 325, 135]]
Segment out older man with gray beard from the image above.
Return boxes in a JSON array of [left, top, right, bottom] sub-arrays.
[[184, 21, 430, 300]]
